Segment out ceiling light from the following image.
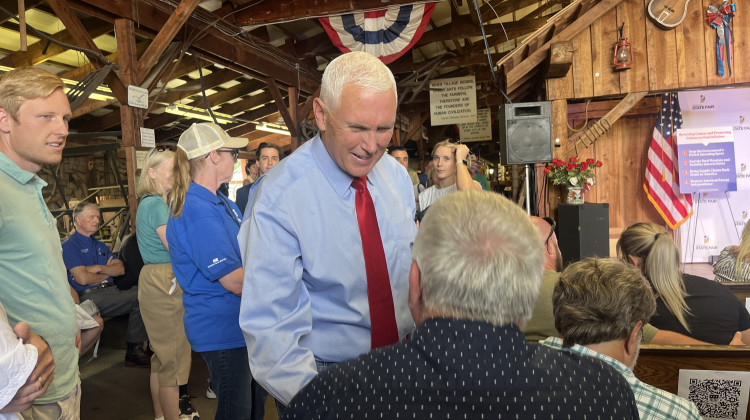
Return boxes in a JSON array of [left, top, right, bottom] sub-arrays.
[[165, 103, 235, 124], [256, 122, 290, 136]]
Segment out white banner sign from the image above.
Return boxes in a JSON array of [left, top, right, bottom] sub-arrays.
[[429, 75, 477, 126], [459, 108, 492, 142], [678, 88, 750, 263]]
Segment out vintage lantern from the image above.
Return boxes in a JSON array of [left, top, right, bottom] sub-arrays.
[[613, 22, 632, 70]]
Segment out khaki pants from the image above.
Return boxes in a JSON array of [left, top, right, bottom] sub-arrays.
[[21, 382, 80, 420]]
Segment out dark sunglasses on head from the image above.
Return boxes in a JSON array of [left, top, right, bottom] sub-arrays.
[[147, 145, 175, 158]]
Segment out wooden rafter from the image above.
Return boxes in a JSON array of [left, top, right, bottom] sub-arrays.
[[135, 0, 200, 83], [46, 0, 127, 102], [498, 0, 624, 94], [233, 0, 439, 26]]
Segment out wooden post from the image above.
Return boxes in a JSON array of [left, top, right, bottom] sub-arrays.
[[115, 18, 143, 233], [18, 0, 26, 51]]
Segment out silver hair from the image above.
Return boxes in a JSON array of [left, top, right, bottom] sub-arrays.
[[319, 51, 397, 113], [411, 190, 543, 326], [72, 201, 98, 228]]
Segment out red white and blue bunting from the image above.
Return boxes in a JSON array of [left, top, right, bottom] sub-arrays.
[[319, 3, 436, 64]]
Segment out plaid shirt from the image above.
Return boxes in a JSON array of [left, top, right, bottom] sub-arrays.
[[543, 337, 701, 420]]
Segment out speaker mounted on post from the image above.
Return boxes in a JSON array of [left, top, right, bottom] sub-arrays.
[[499, 101, 553, 165]]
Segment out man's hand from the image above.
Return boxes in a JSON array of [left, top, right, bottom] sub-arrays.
[[0, 323, 55, 413]]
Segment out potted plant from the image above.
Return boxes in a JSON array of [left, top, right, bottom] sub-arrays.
[[544, 157, 602, 204]]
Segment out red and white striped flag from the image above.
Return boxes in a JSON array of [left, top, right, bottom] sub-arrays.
[[644, 92, 693, 229]]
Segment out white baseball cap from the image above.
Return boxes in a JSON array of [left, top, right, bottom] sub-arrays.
[[177, 122, 248, 159]]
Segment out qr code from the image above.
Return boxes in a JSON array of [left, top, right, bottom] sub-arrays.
[[688, 378, 741, 419]]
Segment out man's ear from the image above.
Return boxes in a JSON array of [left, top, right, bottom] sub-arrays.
[[312, 98, 327, 132], [0, 108, 12, 134], [408, 261, 424, 325], [625, 320, 644, 359]]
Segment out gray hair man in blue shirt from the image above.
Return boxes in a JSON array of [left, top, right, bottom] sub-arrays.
[[238, 51, 416, 406]]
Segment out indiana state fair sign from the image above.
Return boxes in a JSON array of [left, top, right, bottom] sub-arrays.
[[678, 89, 750, 263]]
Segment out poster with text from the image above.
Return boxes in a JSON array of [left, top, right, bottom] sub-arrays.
[[429, 75, 476, 125], [676, 127, 736, 193], [459, 108, 491, 142], [678, 89, 750, 263]]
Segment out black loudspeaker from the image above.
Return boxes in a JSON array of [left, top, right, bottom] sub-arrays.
[[499, 101, 553, 165], [557, 203, 610, 266]]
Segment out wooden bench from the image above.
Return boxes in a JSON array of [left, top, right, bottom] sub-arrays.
[[723, 282, 750, 305], [634, 344, 750, 415]]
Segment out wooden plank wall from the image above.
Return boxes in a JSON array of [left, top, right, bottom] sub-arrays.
[[542, 0, 746, 234], [547, 0, 748, 98]]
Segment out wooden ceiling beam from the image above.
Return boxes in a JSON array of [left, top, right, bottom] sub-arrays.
[[46, 0, 127, 103], [135, 0, 201, 83], [415, 17, 548, 48], [500, 0, 625, 93], [206, 79, 266, 108], [69, 0, 320, 93], [233, 0, 440, 26], [0, 18, 111, 68], [265, 78, 298, 137], [161, 68, 239, 104], [219, 92, 273, 116]]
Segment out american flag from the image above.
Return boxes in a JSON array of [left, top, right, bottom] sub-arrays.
[[643, 92, 693, 229]]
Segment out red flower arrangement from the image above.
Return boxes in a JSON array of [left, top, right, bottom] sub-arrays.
[[544, 157, 602, 192]]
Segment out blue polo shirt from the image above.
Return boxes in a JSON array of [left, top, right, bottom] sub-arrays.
[[166, 182, 245, 352], [61, 230, 118, 292]]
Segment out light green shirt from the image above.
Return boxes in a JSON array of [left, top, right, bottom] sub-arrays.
[[135, 195, 170, 264], [0, 152, 78, 404]]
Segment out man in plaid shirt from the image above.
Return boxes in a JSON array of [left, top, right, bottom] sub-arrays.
[[543, 257, 701, 420]]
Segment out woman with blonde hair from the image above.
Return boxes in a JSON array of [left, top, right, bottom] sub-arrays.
[[135, 147, 198, 419], [617, 222, 750, 345], [714, 223, 750, 282], [418, 140, 481, 210]]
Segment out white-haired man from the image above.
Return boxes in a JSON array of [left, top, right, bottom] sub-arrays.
[[284, 191, 640, 419], [239, 51, 417, 406]]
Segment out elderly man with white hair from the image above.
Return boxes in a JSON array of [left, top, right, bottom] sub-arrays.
[[283, 191, 640, 419]]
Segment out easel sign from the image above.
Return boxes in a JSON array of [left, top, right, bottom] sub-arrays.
[[678, 369, 750, 420], [676, 126, 737, 193]]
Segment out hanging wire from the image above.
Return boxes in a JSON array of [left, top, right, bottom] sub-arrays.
[[471, 0, 512, 104]]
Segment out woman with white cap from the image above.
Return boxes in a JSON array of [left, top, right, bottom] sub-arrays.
[[166, 123, 259, 420]]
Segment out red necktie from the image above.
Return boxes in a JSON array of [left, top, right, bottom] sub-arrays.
[[352, 176, 400, 349]]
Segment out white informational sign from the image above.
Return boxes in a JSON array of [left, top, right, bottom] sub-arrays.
[[678, 369, 750, 420], [678, 88, 750, 263], [135, 150, 149, 170], [127, 85, 148, 109], [429, 75, 477, 126], [139, 127, 155, 148], [459, 108, 492, 142]]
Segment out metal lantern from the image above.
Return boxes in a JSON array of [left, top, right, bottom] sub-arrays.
[[613, 23, 632, 70]]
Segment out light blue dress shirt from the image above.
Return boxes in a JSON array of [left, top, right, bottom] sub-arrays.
[[238, 135, 417, 405]]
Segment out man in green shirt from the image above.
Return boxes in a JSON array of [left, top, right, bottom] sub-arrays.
[[0, 67, 80, 418]]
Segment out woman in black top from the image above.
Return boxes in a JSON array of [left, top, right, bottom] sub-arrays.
[[617, 222, 750, 344]]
